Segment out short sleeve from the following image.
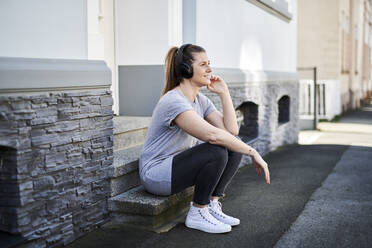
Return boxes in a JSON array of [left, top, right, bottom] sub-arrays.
[[162, 96, 193, 129], [198, 93, 217, 118]]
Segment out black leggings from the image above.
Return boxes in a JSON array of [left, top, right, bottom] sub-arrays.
[[171, 142, 242, 205]]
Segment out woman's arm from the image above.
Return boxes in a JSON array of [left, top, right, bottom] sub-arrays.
[[221, 90, 239, 134], [219, 90, 239, 135], [206, 76, 239, 135], [174, 110, 270, 184]]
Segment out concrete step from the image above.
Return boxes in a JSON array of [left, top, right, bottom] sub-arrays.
[[111, 145, 143, 197], [107, 185, 194, 232], [113, 116, 151, 151], [114, 128, 147, 152], [110, 116, 193, 232]]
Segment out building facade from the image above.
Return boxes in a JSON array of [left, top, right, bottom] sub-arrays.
[[0, 0, 299, 246], [298, 0, 372, 123]]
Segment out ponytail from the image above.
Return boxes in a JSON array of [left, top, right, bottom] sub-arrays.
[[161, 44, 206, 96], [162, 47, 180, 96]]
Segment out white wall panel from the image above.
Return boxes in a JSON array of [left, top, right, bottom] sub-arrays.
[[0, 0, 87, 59], [196, 0, 297, 72], [115, 0, 171, 65]]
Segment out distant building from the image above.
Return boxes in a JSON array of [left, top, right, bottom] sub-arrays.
[[297, 0, 372, 127]]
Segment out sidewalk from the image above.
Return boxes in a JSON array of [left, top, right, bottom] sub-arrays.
[[67, 104, 372, 248], [275, 104, 372, 248]]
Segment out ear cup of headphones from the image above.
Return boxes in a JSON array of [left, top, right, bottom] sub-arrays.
[[177, 44, 193, 79], [180, 62, 193, 79]]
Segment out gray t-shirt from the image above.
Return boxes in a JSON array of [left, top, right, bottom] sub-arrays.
[[139, 88, 216, 195]]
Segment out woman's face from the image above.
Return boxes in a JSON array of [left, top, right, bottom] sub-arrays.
[[190, 52, 212, 86]]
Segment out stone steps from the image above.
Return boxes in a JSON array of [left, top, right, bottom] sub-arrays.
[[111, 145, 142, 197], [111, 116, 151, 196], [109, 116, 194, 231], [107, 186, 194, 232], [113, 116, 151, 151]]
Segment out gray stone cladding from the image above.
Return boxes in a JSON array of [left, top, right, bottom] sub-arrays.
[[201, 79, 299, 165], [0, 89, 114, 247]]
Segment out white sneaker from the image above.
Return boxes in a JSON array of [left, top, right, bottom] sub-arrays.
[[185, 202, 232, 233], [208, 199, 240, 226]]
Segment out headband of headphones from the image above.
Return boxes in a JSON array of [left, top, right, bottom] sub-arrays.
[[177, 44, 191, 64]]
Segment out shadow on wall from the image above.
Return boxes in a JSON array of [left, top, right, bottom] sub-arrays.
[[0, 146, 19, 234]]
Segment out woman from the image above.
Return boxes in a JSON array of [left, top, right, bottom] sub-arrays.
[[139, 44, 270, 234]]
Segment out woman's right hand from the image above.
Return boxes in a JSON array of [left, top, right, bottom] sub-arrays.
[[251, 151, 270, 184]]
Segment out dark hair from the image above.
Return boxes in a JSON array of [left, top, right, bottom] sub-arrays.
[[161, 44, 206, 96]]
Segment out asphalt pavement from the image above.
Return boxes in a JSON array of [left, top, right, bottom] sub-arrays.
[[275, 104, 372, 248], [67, 103, 372, 248]]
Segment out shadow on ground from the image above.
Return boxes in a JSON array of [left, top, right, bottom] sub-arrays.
[[333, 103, 372, 125]]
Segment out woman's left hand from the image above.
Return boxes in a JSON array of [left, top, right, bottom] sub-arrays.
[[252, 152, 270, 184], [207, 75, 229, 95]]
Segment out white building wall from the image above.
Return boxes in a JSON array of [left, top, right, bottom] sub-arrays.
[[0, 0, 88, 59], [114, 0, 297, 71], [115, 0, 180, 65], [87, 0, 104, 60], [196, 0, 297, 72]]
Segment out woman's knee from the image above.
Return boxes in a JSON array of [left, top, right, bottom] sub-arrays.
[[205, 143, 228, 166]]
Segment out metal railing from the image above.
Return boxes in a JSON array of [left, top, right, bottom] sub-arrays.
[[299, 80, 326, 117], [297, 67, 318, 130]]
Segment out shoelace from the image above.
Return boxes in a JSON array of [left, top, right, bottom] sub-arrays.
[[215, 201, 222, 211], [198, 208, 218, 226], [210, 201, 226, 219]]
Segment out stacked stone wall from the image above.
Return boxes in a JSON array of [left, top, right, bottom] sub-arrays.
[[201, 80, 299, 165], [0, 89, 114, 247]]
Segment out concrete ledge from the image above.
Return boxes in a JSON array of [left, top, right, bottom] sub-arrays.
[[108, 186, 194, 216], [299, 117, 316, 130], [0, 57, 111, 93], [113, 145, 142, 178], [114, 116, 151, 135], [113, 116, 150, 151], [212, 68, 298, 85], [111, 170, 140, 197], [114, 129, 147, 151], [106, 200, 190, 233]]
